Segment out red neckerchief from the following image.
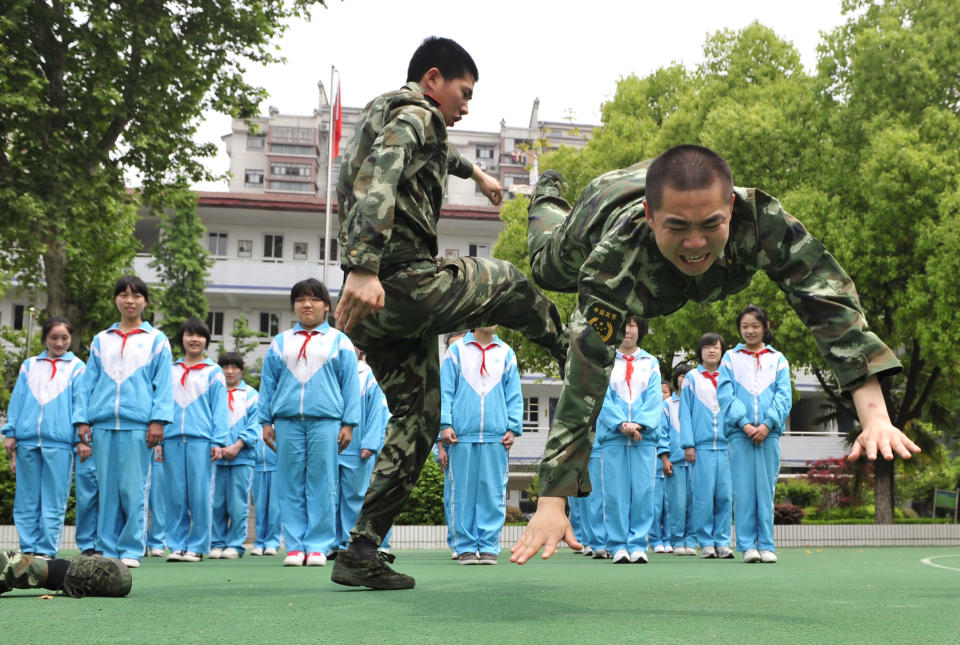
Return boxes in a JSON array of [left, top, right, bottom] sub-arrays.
[[41, 357, 63, 380], [739, 347, 772, 368], [701, 370, 719, 389], [468, 340, 498, 376], [227, 387, 240, 411], [623, 354, 635, 396], [295, 329, 319, 361], [179, 362, 207, 386], [109, 327, 146, 355]]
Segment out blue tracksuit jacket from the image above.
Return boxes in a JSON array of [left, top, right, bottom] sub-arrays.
[[717, 344, 792, 438], [341, 360, 389, 457], [218, 381, 259, 466], [3, 351, 86, 448], [170, 357, 229, 446], [595, 349, 663, 448], [681, 365, 727, 450]]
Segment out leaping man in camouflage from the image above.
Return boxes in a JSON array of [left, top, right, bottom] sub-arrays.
[[1, 551, 132, 598], [510, 144, 921, 564], [331, 36, 567, 590]]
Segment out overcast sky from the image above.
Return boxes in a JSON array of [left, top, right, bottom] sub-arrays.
[[193, 0, 849, 190]]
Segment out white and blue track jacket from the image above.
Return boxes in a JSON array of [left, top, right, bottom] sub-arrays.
[[595, 348, 663, 448], [258, 322, 360, 427], [342, 360, 389, 458], [2, 351, 85, 449], [680, 365, 727, 450], [661, 392, 692, 463], [717, 343, 793, 439], [439, 332, 522, 442], [218, 381, 259, 467], [169, 357, 229, 446], [76, 322, 174, 432]]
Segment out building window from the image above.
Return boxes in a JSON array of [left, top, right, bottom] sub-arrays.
[[476, 145, 495, 161], [318, 237, 339, 262], [237, 240, 253, 258], [259, 312, 280, 337], [271, 126, 314, 144], [445, 248, 460, 258], [207, 232, 227, 257], [13, 304, 25, 330], [293, 242, 308, 260], [246, 135, 265, 150], [270, 143, 313, 155], [523, 397, 540, 431], [268, 180, 312, 192], [244, 169, 264, 187], [264, 234, 283, 261], [271, 162, 312, 177], [468, 243, 490, 258], [207, 311, 225, 337]]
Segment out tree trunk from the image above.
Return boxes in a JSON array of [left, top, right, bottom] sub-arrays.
[[874, 459, 895, 524], [42, 238, 68, 318]]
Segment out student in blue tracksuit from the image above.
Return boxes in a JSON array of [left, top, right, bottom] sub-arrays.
[[209, 352, 259, 559], [261, 278, 360, 568], [251, 406, 281, 557], [682, 332, 734, 560], [334, 350, 389, 555], [718, 305, 793, 564], [164, 317, 229, 563], [648, 379, 673, 553], [75, 276, 174, 567], [440, 326, 522, 565], [145, 445, 166, 556], [661, 364, 695, 555], [594, 316, 663, 564], [2, 317, 85, 558]]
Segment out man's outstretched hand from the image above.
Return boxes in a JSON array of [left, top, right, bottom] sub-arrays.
[[510, 496, 581, 564]]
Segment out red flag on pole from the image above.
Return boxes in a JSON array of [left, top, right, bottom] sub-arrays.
[[333, 83, 342, 158]]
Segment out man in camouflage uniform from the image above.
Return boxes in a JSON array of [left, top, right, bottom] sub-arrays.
[[331, 37, 566, 590], [1, 551, 131, 597], [510, 144, 921, 564]]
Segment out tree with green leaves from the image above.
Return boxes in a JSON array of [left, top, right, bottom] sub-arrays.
[[0, 0, 327, 348]]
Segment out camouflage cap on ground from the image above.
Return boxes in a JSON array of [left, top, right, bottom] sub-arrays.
[[62, 555, 132, 598]]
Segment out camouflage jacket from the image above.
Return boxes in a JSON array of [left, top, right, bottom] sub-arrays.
[[337, 82, 474, 274]]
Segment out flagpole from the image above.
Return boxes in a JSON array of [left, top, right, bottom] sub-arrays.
[[323, 65, 337, 287]]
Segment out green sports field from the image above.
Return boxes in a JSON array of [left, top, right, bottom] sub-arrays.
[[5, 547, 960, 644]]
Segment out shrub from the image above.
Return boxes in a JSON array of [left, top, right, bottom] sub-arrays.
[[505, 505, 524, 523], [394, 458, 445, 525], [0, 449, 13, 524], [780, 479, 822, 507], [773, 504, 804, 525]]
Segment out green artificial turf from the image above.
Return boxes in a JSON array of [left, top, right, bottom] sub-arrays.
[[4, 547, 960, 644]]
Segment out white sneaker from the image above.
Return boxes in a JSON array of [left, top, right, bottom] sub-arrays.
[[701, 546, 717, 559], [716, 546, 735, 559], [283, 551, 305, 566], [208, 548, 223, 559], [450, 551, 458, 560], [664, 545, 674, 553], [181, 551, 202, 562], [613, 549, 630, 564], [166, 550, 185, 562], [121, 558, 140, 568], [687, 547, 700, 556], [759, 550, 778, 563], [675, 547, 687, 556], [150, 548, 165, 557], [744, 548, 761, 563], [653, 545, 666, 554], [250, 547, 264, 556], [221, 547, 240, 560], [593, 549, 611, 559], [630, 550, 648, 564], [581, 546, 594, 557], [263, 547, 278, 556], [305, 552, 327, 566]]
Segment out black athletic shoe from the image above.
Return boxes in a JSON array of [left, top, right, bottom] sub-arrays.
[[331, 549, 414, 590], [530, 169, 565, 205], [81, 549, 98, 557]]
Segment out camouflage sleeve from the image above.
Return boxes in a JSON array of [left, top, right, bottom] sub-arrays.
[[754, 191, 902, 391], [446, 142, 474, 179], [0, 551, 48, 593], [341, 106, 431, 274]]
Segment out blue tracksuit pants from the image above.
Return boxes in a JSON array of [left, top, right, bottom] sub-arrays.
[[649, 470, 668, 548], [163, 439, 214, 554], [693, 447, 732, 548], [74, 453, 99, 553], [335, 453, 377, 551], [251, 470, 281, 550], [443, 462, 455, 552], [211, 464, 253, 552], [274, 417, 339, 554], [92, 428, 151, 560], [13, 445, 73, 556], [446, 442, 509, 555], [568, 495, 586, 546], [666, 460, 696, 549], [584, 451, 605, 550], [728, 434, 780, 552], [146, 457, 165, 549], [599, 443, 656, 554]]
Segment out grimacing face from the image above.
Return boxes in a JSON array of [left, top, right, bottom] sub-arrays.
[[645, 180, 733, 276]]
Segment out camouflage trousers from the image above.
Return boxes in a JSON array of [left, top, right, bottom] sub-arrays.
[[0, 551, 49, 594], [348, 256, 566, 546]]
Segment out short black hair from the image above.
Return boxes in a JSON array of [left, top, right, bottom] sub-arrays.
[[626, 314, 648, 339], [218, 352, 245, 370], [41, 316, 73, 343], [290, 278, 331, 309], [176, 317, 210, 351], [672, 363, 693, 390], [445, 331, 467, 348], [645, 144, 734, 216], [696, 332, 727, 365], [114, 275, 149, 303], [407, 36, 478, 83], [737, 304, 774, 344]]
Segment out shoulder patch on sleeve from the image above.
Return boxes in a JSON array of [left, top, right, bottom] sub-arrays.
[[586, 303, 621, 343]]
